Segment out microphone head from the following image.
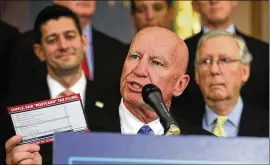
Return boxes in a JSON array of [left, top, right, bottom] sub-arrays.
[[142, 84, 161, 104]]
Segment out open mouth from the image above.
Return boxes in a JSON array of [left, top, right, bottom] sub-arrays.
[[128, 81, 144, 92]]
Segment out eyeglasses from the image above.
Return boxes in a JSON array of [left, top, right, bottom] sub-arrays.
[[196, 57, 241, 69]]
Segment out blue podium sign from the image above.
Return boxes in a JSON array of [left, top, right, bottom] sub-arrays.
[[53, 132, 269, 164]]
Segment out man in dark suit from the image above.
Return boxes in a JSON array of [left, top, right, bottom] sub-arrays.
[[4, 5, 110, 165], [172, 1, 269, 113], [8, 0, 128, 99], [0, 20, 20, 102], [5, 26, 213, 165], [89, 26, 213, 136], [182, 30, 268, 137]]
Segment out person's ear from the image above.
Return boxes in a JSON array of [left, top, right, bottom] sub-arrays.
[[33, 44, 46, 61], [81, 34, 88, 53], [241, 64, 250, 84], [195, 66, 200, 85], [173, 74, 190, 97]]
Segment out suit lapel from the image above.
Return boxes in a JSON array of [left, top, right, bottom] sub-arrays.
[[25, 76, 50, 103], [97, 96, 122, 133], [84, 80, 121, 132], [37, 80, 51, 101], [84, 80, 99, 130], [238, 105, 268, 136]]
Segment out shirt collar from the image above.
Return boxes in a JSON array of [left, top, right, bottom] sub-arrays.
[[119, 98, 164, 135], [204, 97, 244, 127], [203, 24, 236, 34], [47, 73, 87, 104]]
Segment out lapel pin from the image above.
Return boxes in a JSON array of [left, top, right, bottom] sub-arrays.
[[95, 101, 104, 108]]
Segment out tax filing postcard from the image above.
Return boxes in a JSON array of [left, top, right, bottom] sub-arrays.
[[8, 94, 89, 145]]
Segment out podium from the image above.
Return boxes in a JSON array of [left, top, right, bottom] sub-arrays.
[[53, 132, 269, 164]]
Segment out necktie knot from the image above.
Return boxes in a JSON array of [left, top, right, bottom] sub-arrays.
[[59, 89, 74, 97], [213, 115, 227, 137], [216, 116, 227, 125], [137, 125, 154, 135]]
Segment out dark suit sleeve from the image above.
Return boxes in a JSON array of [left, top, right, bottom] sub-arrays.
[[7, 31, 47, 98], [0, 21, 20, 101]]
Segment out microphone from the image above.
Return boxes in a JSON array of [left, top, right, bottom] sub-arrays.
[[142, 84, 180, 135]]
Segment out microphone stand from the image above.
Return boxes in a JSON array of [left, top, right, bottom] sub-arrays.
[[165, 124, 181, 136]]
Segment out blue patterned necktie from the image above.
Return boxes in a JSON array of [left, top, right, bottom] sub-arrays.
[[137, 125, 154, 135]]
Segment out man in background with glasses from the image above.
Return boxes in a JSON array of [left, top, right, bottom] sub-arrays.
[[172, 1, 269, 114], [181, 30, 268, 137]]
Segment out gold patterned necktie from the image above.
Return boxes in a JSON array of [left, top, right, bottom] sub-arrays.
[[213, 116, 227, 137]]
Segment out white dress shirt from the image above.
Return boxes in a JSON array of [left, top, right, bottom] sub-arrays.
[[119, 98, 164, 135], [47, 73, 87, 106], [203, 24, 236, 34]]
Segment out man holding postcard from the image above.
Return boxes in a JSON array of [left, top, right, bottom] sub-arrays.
[[4, 5, 107, 164]]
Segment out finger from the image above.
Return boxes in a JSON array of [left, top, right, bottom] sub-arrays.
[[5, 135, 22, 154], [6, 152, 34, 165], [19, 159, 34, 165], [33, 152, 42, 164], [15, 144, 40, 153]]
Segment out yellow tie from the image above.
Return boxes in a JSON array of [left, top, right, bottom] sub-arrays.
[[213, 116, 227, 137]]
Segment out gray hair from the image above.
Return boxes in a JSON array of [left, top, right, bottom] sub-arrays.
[[194, 30, 253, 66]]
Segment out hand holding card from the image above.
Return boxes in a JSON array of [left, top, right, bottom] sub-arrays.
[[8, 94, 89, 145]]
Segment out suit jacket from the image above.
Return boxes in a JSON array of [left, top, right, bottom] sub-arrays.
[[88, 87, 213, 136], [180, 103, 269, 137], [0, 101, 9, 165], [4, 78, 101, 165], [0, 21, 20, 102], [171, 28, 269, 116], [8, 27, 129, 98], [3, 80, 212, 165], [0, 21, 19, 165]]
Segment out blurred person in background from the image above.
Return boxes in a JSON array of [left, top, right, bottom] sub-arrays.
[[0, 20, 20, 102], [172, 1, 269, 118], [182, 30, 269, 138], [130, 0, 174, 32], [0, 20, 20, 165]]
